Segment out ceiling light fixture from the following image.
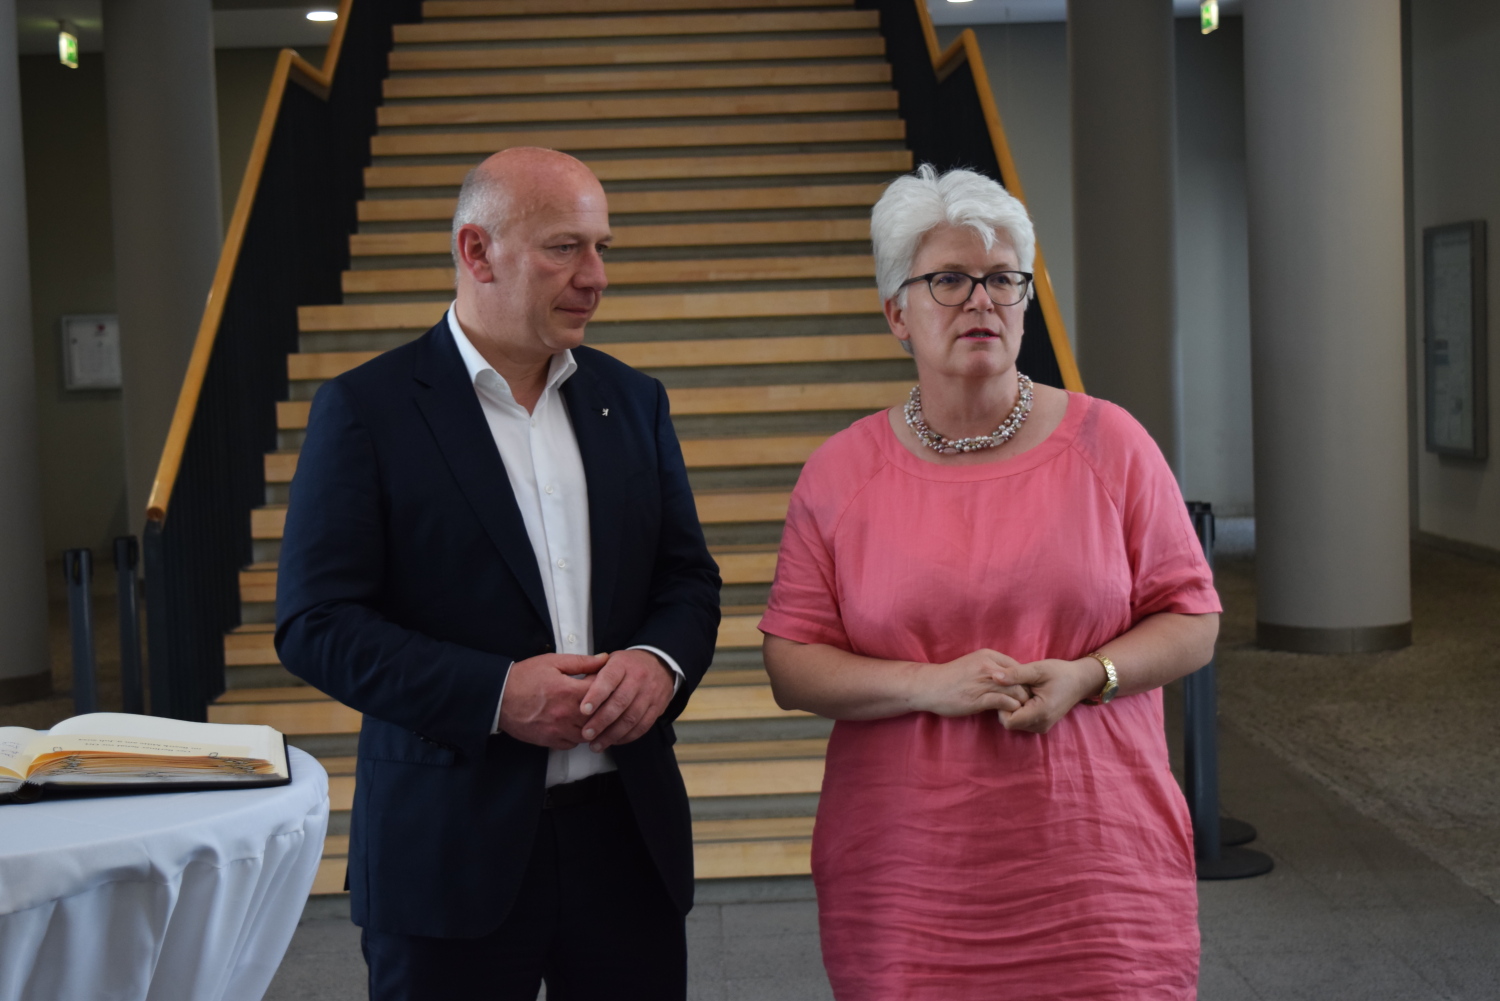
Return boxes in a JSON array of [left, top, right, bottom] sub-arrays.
[[307, 10, 339, 21], [58, 20, 79, 69], [1200, 0, 1220, 34]]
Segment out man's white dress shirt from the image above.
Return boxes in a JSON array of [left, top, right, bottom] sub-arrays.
[[447, 308, 682, 788]]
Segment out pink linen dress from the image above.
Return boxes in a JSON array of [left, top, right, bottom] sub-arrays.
[[759, 393, 1221, 1000]]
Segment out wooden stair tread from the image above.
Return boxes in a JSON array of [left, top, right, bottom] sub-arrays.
[[266, 434, 828, 484], [349, 220, 872, 259], [357, 185, 887, 222], [382, 62, 889, 100], [386, 37, 886, 73], [277, 380, 897, 432], [673, 737, 825, 761], [377, 90, 897, 128], [287, 334, 901, 382], [341, 255, 877, 294], [224, 615, 763, 664], [365, 150, 912, 188], [319, 760, 819, 814], [209, 681, 796, 732], [394, 10, 877, 44], [312, 836, 810, 894], [298, 289, 879, 333], [367, 119, 902, 158], [423, 0, 854, 17]]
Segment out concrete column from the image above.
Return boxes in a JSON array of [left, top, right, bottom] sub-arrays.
[[103, 0, 223, 529], [1244, 0, 1410, 652], [1068, 0, 1180, 470], [0, 0, 53, 702]]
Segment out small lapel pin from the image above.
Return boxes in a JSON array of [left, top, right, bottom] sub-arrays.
[[601, 408, 609, 417]]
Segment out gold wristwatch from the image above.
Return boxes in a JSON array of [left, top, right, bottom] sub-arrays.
[[1081, 652, 1118, 705]]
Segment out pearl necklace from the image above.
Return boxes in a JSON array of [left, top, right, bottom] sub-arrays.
[[903, 374, 1034, 454]]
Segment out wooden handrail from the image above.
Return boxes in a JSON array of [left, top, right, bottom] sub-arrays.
[[911, 2, 1084, 393], [146, 0, 355, 523]]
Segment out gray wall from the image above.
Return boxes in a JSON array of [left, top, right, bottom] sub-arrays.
[[20, 46, 317, 557], [946, 19, 1255, 515], [1174, 17, 1254, 516], [937, 23, 1077, 346], [1410, 0, 1500, 552]]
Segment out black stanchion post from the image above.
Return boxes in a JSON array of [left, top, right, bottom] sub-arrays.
[[63, 549, 98, 716], [115, 537, 146, 715], [1184, 502, 1274, 880]]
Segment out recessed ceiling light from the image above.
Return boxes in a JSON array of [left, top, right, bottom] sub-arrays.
[[307, 10, 338, 21], [946, 1, 975, 4]]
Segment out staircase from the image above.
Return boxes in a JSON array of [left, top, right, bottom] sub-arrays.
[[207, 0, 916, 895]]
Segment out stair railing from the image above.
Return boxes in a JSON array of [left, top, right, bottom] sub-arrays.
[[142, 0, 421, 719], [858, 0, 1084, 392]]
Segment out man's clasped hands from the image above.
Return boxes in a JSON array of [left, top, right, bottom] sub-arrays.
[[497, 650, 676, 752]]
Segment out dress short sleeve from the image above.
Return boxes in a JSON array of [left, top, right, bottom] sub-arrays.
[[758, 441, 864, 649], [1077, 401, 1222, 621]]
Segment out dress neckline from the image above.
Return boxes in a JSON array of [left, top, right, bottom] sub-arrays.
[[870, 390, 1088, 481]]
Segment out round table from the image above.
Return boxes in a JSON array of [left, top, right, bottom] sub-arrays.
[[0, 746, 328, 1001]]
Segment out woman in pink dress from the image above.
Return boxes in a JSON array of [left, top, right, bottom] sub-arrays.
[[759, 165, 1221, 1000]]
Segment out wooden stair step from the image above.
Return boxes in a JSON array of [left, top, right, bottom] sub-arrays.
[[394, 10, 877, 44], [266, 432, 828, 485], [691, 815, 815, 842], [382, 62, 889, 100], [298, 290, 879, 335], [697, 669, 769, 688], [423, 0, 853, 18], [377, 90, 897, 128], [357, 185, 886, 222], [287, 334, 901, 382], [673, 737, 825, 762], [208, 697, 361, 734], [318, 757, 819, 812], [342, 255, 876, 294], [238, 550, 772, 594], [386, 37, 885, 73], [349, 220, 872, 259], [209, 681, 798, 732], [365, 150, 911, 188], [312, 836, 810, 894], [223, 614, 762, 666], [368, 119, 902, 158], [276, 380, 899, 431], [681, 757, 823, 797]]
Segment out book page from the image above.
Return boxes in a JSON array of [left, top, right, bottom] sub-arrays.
[[0, 726, 38, 788], [47, 713, 288, 778]]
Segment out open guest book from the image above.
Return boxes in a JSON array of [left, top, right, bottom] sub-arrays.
[[0, 712, 290, 803]]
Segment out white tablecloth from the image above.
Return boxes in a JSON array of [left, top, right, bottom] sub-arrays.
[[0, 746, 328, 1001]]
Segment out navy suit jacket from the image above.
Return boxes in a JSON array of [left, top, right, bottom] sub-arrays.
[[275, 321, 721, 938]]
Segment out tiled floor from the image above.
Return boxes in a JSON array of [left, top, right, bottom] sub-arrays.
[[265, 712, 1500, 1001]]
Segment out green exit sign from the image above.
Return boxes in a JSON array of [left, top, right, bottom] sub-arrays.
[[1200, 0, 1220, 34], [58, 26, 79, 69]]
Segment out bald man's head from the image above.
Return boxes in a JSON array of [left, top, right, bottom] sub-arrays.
[[450, 147, 604, 263]]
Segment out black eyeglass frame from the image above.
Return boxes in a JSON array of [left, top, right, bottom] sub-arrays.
[[898, 270, 1036, 307]]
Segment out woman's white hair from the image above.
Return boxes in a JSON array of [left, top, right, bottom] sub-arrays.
[[871, 164, 1036, 304]]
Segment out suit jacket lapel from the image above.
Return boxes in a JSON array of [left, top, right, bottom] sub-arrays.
[[562, 358, 624, 641], [410, 326, 552, 629]]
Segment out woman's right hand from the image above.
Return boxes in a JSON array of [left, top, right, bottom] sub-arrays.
[[917, 649, 1032, 717]]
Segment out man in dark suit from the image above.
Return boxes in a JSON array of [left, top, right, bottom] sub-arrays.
[[276, 147, 721, 1000]]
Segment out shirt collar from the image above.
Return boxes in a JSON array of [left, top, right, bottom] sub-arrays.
[[446, 303, 577, 403]]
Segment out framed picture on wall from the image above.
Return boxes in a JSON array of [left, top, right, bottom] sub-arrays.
[[1423, 221, 1488, 459]]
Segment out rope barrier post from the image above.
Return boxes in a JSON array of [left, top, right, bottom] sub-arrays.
[[114, 537, 146, 715], [1185, 502, 1274, 880], [63, 549, 98, 716]]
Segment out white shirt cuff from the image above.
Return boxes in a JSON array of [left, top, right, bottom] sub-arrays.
[[491, 663, 513, 735], [628, 644, 685, 695]]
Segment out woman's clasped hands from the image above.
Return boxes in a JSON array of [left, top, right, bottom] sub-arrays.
[[928, 649, 1110, 734]]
